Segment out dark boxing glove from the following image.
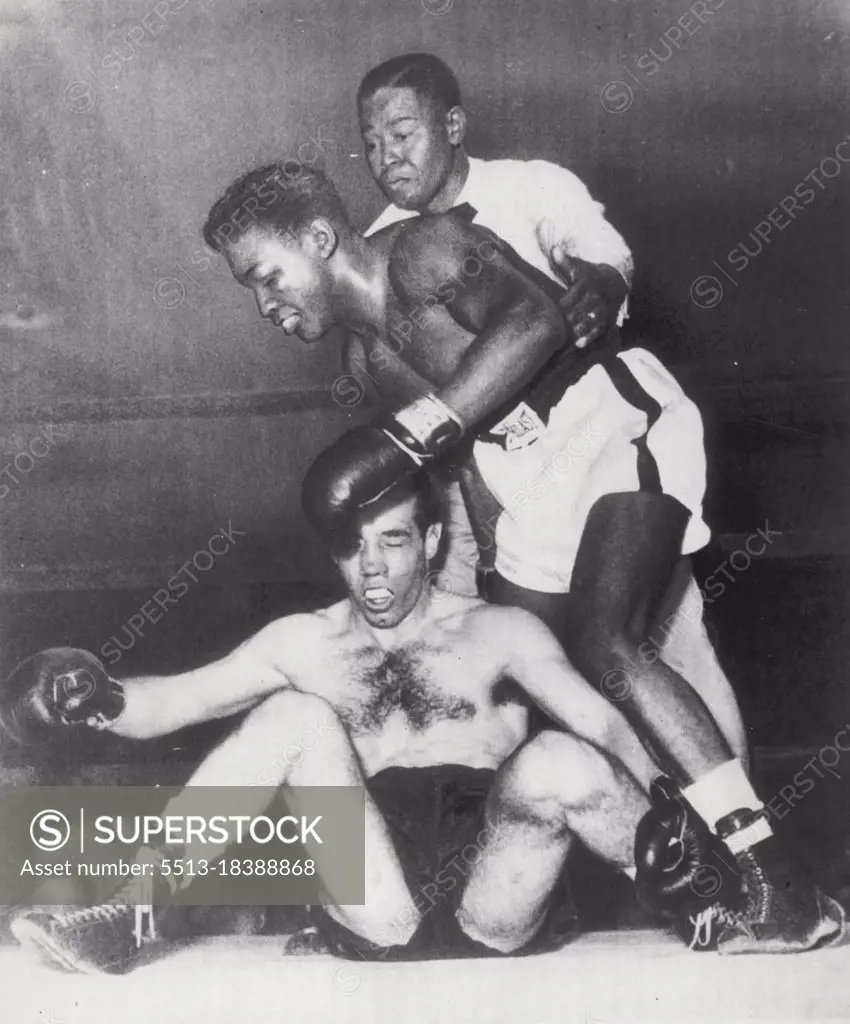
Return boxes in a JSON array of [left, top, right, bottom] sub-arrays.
[[634, 776, 742, 920], [0, 647, 125, 746], [302, 394, 464, 544]]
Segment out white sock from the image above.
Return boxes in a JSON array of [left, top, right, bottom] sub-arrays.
[[682, 759, 773, 851], [622, 866, 637, 881]]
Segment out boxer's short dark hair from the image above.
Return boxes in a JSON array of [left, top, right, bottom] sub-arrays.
[[328, 473, 445, 559], [203, 163, 349, 253], [357, 53, 461, 114]]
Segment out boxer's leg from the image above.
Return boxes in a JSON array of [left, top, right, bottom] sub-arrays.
[[651, 559, 748, 767], [562, 492, 737, 783], [456, 730, 649, 953], [12, 691, 420, 971], [164, 690, 420, 947], [485, 507, 733, 778], [553, 490, 735, 785], [553, 499, 844, 953]]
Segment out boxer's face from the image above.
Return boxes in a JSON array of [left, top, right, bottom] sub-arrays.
[[224, 226, 337, 342], [335, 495, 441, 628], [359, 86, 462, 211]]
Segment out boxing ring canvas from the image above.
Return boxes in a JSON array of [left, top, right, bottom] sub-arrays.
[[1, 0, 849, 1020], [3, 929, 850, 1023]]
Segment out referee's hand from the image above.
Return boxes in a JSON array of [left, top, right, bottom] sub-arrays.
[[549, 246, 627, 349]]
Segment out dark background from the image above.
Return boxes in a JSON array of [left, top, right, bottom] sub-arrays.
[[1, 0, 848, 762]]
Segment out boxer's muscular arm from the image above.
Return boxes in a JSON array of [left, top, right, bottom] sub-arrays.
[[493, 606, 657, 790], [107, 616, 309, 740], [302, 217, 563, 538], [341, 333, 381, 408], [389, 214, 566, 428]]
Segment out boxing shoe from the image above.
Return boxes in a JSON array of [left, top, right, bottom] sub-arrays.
[[11, 849, 177, 974], [686, 807, 846, 954], [0, 648, 124, 746], [635, 779, 846, 953]]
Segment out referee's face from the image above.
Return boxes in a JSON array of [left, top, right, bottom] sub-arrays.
[[359, 86, 460, 212]]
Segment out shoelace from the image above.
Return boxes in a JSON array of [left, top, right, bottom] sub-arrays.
[[688, 903, 752, 950], [134, 905, 155, 947], [735, 848, 771, 924], [52, 848, 176, 954], [50, 900, 154, 949], [102, 860, 161, 946], [120, 845, 184, 945], [116, 863, 157, 946]]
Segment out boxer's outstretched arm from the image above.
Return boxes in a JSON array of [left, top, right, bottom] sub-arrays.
[[389, 214, 566, 428], [106, 616, 307, 739], [493, 606, 658, 790]]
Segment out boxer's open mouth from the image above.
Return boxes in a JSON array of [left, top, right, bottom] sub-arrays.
[[274, 309, 302, 334], [363, 587, 393, 610]]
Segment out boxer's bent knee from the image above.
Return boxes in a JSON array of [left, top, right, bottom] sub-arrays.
[[456, 906, 538, 954], [503, 731, 613, 821], [248, 689, 337, 727]]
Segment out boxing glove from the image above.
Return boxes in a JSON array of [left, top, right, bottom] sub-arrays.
[[0, 648, 125, 746], [302, 394, 464, 544], [634, 776, 742, 920]]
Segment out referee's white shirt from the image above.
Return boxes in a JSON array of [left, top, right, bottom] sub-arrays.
[[364, 155, 633, 323]]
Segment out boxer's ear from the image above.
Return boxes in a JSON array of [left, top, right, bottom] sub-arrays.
[[445, 105, 467, 147], [305, 217, 339, 260]]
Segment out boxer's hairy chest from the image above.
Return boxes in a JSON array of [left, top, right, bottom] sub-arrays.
[[300, 638, 507, 740], [282, 618, 528, 770], [338, 641, 478, 737]]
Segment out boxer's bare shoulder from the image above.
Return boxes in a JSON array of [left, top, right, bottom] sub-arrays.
[[388, 212, 482, 307], [385, 212, 559, 392], [426, 591, 495, 644], [238, 607, 342, 678], [456, 601, 569, 683], [468, 597, 537, 639]]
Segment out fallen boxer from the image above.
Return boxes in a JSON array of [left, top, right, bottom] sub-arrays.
[[6, 476, 838, 975], [5, 476, 654, 971], [4, 477, 842, 973], [199, 159, 839, 953]]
